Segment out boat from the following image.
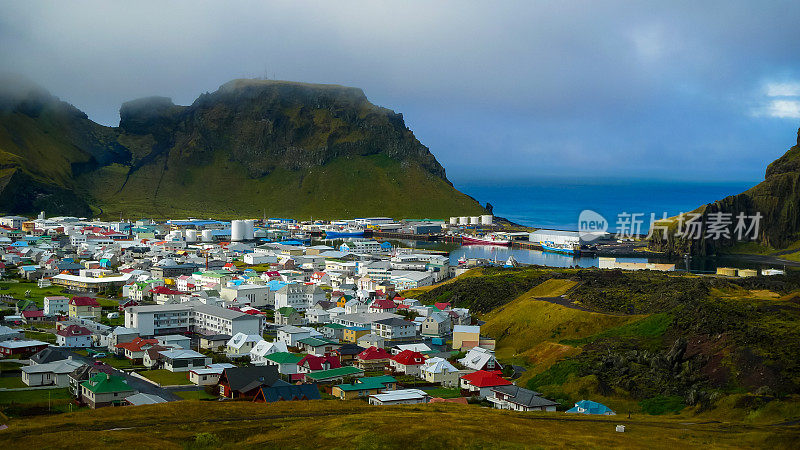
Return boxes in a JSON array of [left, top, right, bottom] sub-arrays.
[[324, 227, 365, 238], [460, 233, 511, 246], [540, 241, 578, 255]]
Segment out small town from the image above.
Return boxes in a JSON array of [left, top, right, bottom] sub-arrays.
[[0, 213, 596, 414], [3, 2, 800, 447]]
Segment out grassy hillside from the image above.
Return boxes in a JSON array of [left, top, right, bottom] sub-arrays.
[[78, 153, 484, 219], [2, 400, 798, 449], [427, 267, 800, 417], [481, 280, 636, 361]]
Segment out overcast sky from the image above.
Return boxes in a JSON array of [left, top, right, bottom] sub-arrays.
[[2, 0, 800, 183]]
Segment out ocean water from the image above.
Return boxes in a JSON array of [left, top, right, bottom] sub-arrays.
[[455, 178, 755, 232]]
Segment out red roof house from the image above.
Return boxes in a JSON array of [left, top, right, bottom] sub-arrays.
[[356, 346, 391, 371], [368, 298, 397, 313], [459, 370, 512, 397], [297, 354, 341, 373], [69, 297, 100, 307], [389, 350, 427, 375]]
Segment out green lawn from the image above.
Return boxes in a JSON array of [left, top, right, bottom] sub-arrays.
[[76, 351, 140, 369], [0, 361, 24, 373], [24, 330, 56, 343], [424, 387, 462, 399], [99, 357, 140, 369], [0, 376, 27, 388], [0, 387, 72, 404], [175, 389, 218, 400], [138, 369, 192, 386], [0, 281, 67, 308]]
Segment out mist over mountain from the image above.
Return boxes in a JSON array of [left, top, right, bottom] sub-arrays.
[[0, 77, 485, 219]]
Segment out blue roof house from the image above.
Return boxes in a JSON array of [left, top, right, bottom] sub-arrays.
[[565, 400, 616, 415]]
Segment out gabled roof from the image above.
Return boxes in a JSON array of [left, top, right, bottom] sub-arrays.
[[69, 296, 100, 307], [116, 337, 158, 352], [304, 365, 363, 381], [220, 366, 280, 392], [297, 354, 342, 371], [81, 373, 132, 394], [421, 357, 458, 374], [30, 347, 69, 364], [491, 385, 558, 408], [460, 370, 511, 388], [264, 351, 303, 364], [56, 324, 92, 337], [125, 393, 168, 405], [336, 343, 365, 356], [254, 383, 321, 402], [369, 298, 396, 310], [390, 350, 426, 366], [357, 346, 390, 361], [566, 400, 616, 415], [335, 375, 397, 391]]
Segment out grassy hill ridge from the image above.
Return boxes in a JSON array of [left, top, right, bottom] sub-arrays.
[[0, 77, 485, 219], [2, 399, 798, 449]]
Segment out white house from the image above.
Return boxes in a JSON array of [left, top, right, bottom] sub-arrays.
[[158, 349, 212, 372], [276, 325, 316, 347], [220, 284, 268, 307], [55, 324, 93, 348], [371, 318, 416, 340], [188, 363, 236, 386], [43, 296, 69, 316], [304, 308, 330, 324], [226, 333, 264, 356], [368, 389, 430, 405], [420, 357, 461, 387], [488, 385, 559, 412], [274, 283, 326, 312], [249, 340, 289, 365], [458, 347, 502, 371], [21, 359, 83, 386]]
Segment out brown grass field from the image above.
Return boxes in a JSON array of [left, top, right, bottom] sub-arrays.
[[1, 400, 798, 449]]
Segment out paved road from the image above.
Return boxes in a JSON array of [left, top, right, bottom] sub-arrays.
[[59, 349, 182, 401]]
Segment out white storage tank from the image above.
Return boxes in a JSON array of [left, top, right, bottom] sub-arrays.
[[202, 229, 214, 242], [186, 229, 198, 243], [449, 217, 458, 226], [469, 216, 480, 225], [481, 215, 494, 225], [231, 220, 245, 242], [244, 219, 256, 240], [458, 216, 469, 225]]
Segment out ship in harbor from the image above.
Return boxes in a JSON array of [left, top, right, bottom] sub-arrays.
[[540, 241, 578, 255], [460, 233, 512, 246], [324, 227, 365, 238]]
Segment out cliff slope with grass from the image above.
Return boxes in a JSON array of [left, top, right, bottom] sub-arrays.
[[414, 267, 800, 417], [649, 127, 800, 256], [0, 76, 485, 219]]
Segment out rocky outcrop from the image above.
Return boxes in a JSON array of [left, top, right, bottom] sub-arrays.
[[649, 128, 800, 255]]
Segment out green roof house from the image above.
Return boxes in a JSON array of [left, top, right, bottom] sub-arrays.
[[80, 373, 136, 409]]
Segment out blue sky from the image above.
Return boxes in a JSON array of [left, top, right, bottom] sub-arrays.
[[1, 0, 799, 184]]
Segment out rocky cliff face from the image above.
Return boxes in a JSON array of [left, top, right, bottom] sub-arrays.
[[0, 77, 483, 218], [118, 79, 449, 180], [649, 128, 800, 255]]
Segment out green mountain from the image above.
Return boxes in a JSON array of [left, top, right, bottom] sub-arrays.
[[649, 127, 800, 256], [0, 76, 485, 219]]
